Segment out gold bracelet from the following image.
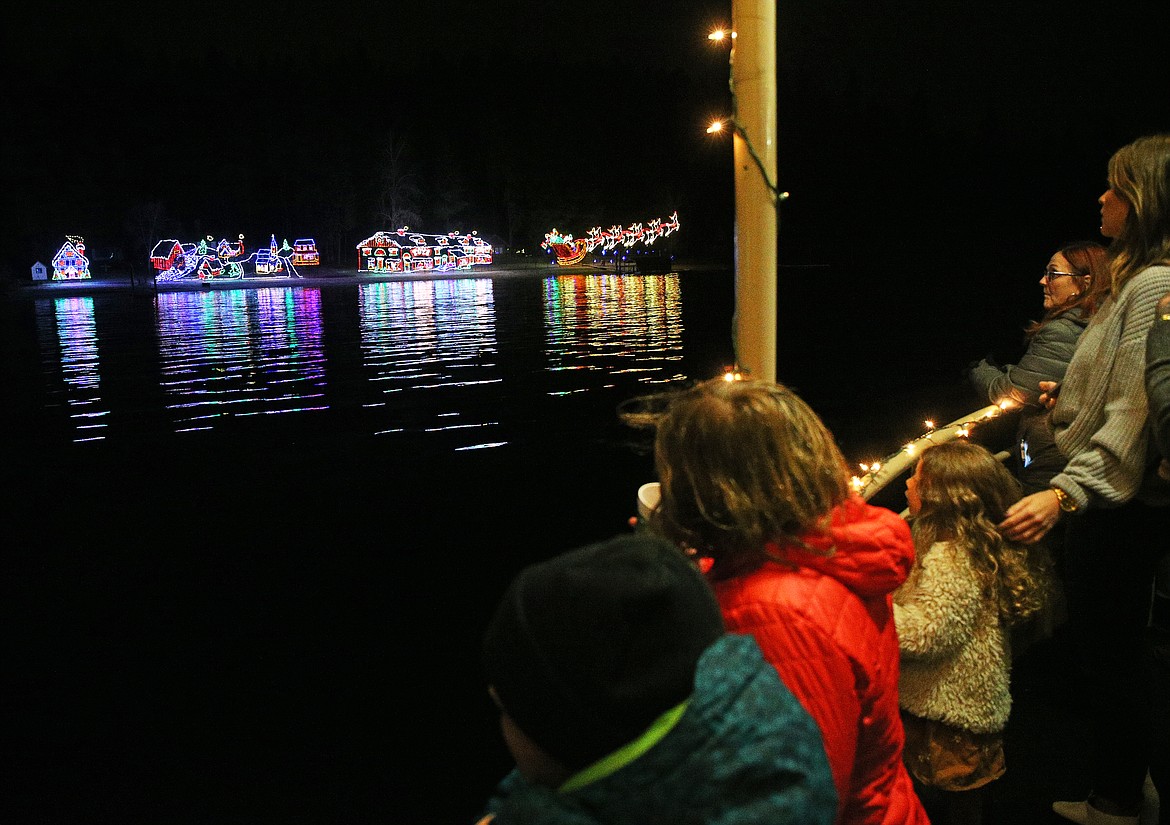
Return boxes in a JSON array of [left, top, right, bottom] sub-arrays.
[[1052, 486, 1079, 513]]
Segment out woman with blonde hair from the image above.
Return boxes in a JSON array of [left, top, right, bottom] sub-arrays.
[[896, 440, 1047, 825], [649, 376, 929, 825], [1001, 133, 1170, 824]]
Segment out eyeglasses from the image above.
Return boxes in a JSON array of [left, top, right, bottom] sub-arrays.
[[1043, 270, 1078, 284]]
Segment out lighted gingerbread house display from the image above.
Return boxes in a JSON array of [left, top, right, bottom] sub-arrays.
[[51, 236, 92, 280], [356, 227, 492, 274]]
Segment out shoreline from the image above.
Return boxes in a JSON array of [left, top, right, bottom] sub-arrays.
[[5, 259, 726, 299]]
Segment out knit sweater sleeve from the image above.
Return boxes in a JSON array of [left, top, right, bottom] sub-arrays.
[[893, 543, 981, 661], [1148, 315, 1170, 463], [969, 317, 1083, 406], [1051, 266, 1170, 507]]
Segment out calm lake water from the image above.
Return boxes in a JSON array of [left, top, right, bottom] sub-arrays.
[[1, 268, 980, 823]]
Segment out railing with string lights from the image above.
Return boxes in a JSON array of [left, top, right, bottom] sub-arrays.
[[850, 400, 1018, 501]]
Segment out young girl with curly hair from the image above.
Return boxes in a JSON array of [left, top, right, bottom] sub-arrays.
[[896, 439, 1048, 825]]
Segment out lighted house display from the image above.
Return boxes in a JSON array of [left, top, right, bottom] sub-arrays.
[[356, 227, 492, 274], [51, 236, 92, 280], [291, 238, 320, 266], [542, 211, 681, 266], [151, 233, 303, 280], [151, 240, 187, 278]]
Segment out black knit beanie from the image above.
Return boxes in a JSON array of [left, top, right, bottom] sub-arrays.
[[482, 533, 725, 772]]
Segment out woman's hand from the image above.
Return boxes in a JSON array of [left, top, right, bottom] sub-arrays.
[[1037, 380, 1060, 411], [999, 489, 1062, 544]]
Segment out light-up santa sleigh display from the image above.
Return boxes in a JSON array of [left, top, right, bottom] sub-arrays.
[[542, 211, 680, 266], [150, 234, 320, 282], [356, 228, 493, 274]]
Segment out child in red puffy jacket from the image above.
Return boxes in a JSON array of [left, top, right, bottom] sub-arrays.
[[648, 376, 930, 825]]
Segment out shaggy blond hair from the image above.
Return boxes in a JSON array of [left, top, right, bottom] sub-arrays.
[[651, 377, 850, 580], [911, 440, 1047, 624]]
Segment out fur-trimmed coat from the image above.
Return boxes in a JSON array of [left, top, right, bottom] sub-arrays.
[[893, 541, 1011, 734]]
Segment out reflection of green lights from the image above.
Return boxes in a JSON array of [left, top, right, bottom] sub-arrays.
[[157, 288, 327, 432]]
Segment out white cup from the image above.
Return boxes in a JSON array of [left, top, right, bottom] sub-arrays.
[[637, 482, 661, 521]]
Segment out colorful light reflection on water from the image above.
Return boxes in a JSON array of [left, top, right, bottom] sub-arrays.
[[28, 272, 696, 450], [36, 296, 109, 443], [543, 273, 685, 392], [358, 278, 503, 448], [157, 288, 328, 433]]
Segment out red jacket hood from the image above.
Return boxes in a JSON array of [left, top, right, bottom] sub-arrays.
[[764, 495, 914, 599]]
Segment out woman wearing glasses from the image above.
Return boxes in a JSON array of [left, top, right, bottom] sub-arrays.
[[1000, 133, 1170, 825], [968, 241, 1108, 495]]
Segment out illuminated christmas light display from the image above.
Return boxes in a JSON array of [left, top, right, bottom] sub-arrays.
[[151, 233, 306, 281], [542, 211, 681, 266], [356, 227, 493, 274], [51, 235, 92, 280], [291, 238, 320, 266]]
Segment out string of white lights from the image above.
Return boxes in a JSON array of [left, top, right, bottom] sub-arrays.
[[707, 29, 788, 209], [852, 400, 1018, 500]]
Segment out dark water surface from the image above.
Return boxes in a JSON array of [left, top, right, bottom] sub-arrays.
[[1, 269, 983, 823]]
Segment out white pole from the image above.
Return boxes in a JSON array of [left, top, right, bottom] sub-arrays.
[[731, 0, 777, 382]]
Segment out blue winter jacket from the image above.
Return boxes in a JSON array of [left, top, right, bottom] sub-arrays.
[[476, 634, 837, 825]]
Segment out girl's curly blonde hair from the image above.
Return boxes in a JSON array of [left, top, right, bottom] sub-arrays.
[[651, 377, 850, 580], [911, 440, 1048, 625]]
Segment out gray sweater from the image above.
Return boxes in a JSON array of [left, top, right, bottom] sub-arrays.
[[1050, 265, 1170, 508], [1147, 312, 1170, 465]]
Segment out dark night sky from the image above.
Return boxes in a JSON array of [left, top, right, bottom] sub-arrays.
[[3, 0, 1170, 360]]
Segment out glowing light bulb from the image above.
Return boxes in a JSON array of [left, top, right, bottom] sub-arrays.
[[708, 29, 726, 41], [924, 420, 936, 430], [707, 120, 725, 134]]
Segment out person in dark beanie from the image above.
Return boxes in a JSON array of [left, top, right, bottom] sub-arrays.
[[474, 533, 836, 825]]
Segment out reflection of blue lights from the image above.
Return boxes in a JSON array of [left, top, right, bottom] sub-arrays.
[[39, 296, 110, 443], [156, 288, 327, 433]]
